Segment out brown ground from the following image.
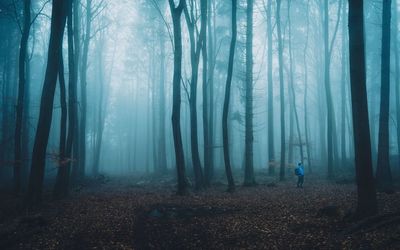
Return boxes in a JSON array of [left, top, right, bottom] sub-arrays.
[[0, 174, 399, 250]]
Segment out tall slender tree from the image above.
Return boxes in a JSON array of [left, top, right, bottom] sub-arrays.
[[14, 0, 31, 194], [158, 11, 167, 174], [244, 0, 256, 186], [303, 0, 312, 171], [222, 0, 237, 192], [340, 0, 347, 167], [276, 0, 285, 181], [27, 0, 68, 204], [394, 0, 400, 173], [376, 0, 393, 190], [202, 0, 210, 186], [266, 0, 275, 175], [54, 0, 77, 199], [183, 0, 207, 190], [287, 1, 304, 163], [168, 0, 187, 195], [348, 0, 378, 218]]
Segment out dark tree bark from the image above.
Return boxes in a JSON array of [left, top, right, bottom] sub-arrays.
[[276, 0, 285, 181], [348, 0, 378, 218], [222, 0, 237, 193], [183, 0, 207, 190], [394, 0, 400, 173], [244, 0, 255, 186], [26, 0, 67, 204], [53, 51, 69, 198], [54, 0, 77, 199], [168, 0, 187, 195], [14, 0, 31, 194], [266, 0, 275, 175], [376, 0, 393, 190]]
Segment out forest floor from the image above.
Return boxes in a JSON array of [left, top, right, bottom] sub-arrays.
[[0, 171, 400, 250]]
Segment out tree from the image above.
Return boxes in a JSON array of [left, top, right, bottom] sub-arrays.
[[348, 0, 378, 217], [394, 0, 400, 173], [303, 0, 312, 171], [183, 0, 207, 190], [53, 50, 67, 198], [266, 0, 275, 175], [54, 0, 77, 199], [276, 0, 285, 181], [222, 0, 237, 193], [157, 4, 167, 174], [76, 0, 93, 181], [340, 0, 347, 167], [323, 0, 341, 179], [243, 0, 255, 186], [202, 0, 211, 186], [168, 0, 187, 195], [376, 0, 393, 190], [26, 0, 68, 204], [14, 0, 31, 194], [287, 1, 304, 163]]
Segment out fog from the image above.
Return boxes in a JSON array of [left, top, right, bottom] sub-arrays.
[[0, 0, 399, 190]]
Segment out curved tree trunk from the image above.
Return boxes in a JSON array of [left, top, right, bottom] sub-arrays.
[[222, 0, 237, 193], [169, 0, 187, 195]]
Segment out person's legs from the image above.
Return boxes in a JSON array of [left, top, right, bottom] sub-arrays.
[[297, 176, 301, 187], [299, 176, 304, 187]]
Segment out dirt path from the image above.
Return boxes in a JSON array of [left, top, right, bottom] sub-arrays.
[[0, 176, 399, 249]]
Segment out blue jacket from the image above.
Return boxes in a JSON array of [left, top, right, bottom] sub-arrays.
[[295, 166, 304, 176]]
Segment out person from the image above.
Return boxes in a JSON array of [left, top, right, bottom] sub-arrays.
[[295, 162, 304, 188]]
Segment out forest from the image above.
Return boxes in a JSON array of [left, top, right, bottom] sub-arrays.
[[0, 0, 400, 249]]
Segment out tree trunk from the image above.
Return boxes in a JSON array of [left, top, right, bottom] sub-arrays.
[[348, 0, 378, 218], [222, 0, 237, 193], [323, 0, 334, 179], [76, 0, 92, 180], [244, 0, 255, 186], [303, 0, 312, 172], [14, 0, 31, 194], [53, 52, 67, 199], [158, 21, 167, 174], [340, 0, 347, 167], [394, 0, 400, 173], [277, 0, 285, 181], [208, 0, 215, 182], [287, 1, 304, 163], [202, 0, 211, 186], [54, 0, 76, 199], [27, 0, 67, 204], [376, 0, 393, 190], [169, 0, 187, 195], [266, 0, 275, 175], [184, 0, 207, 190]]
